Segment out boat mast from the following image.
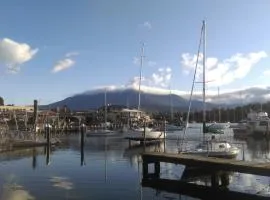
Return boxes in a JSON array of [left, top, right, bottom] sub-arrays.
[[138, 43, 144, 111], [240, 91, 244, 119], [178, 21, 204, 148], [169, 86, 174, 122], [218, 87, 221, 123], [202, 20, 207, 134], [104, 88, 107, 126]]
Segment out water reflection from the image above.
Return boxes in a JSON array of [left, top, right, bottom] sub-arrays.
[[0, 128, 269, 199], [245, 137, 270, 161], [123, 140, 165, 168], [32, 148, 36, 170], [1, 174, 35, 200], [50, 176, 74, 190]]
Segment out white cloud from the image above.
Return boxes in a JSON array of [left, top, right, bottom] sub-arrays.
[[143, 21, 152, 30], [151, 67, 172, 87], [0, 38, 38, 73], [129, 67, 172, 88], [65, 51, 79, 57], [181, 51, 267, 87], [80, 82, 270, 106], [52, 58, 75, 73]]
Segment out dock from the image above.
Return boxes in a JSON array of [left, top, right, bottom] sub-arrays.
[[142, 152, 270, 177], [141, 152, 270, 199]]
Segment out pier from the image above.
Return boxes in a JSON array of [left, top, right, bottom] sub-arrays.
[[142, 152, 270, 177], [141, 152, 270, 199]]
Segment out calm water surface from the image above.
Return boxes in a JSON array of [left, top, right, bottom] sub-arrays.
[[0, 124, 270, 200]]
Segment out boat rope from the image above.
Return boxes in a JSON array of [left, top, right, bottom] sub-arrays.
[[178, 22, 204, 152]]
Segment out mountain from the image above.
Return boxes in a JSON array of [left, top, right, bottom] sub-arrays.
[[44, 89, 215, 112]]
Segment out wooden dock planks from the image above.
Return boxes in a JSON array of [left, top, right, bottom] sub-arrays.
[[142, 152, 270, 176]]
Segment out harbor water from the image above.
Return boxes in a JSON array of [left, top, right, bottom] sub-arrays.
[[0, 123, 269, 200]]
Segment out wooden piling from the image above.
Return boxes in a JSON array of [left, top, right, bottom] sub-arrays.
[[154, 162, 160, 178], [142, 160, 149, 178], [33, 100, 38, 138], [45, 124, 51, 165], [80, 123, 85, 166], [45, 124, 51, 145]]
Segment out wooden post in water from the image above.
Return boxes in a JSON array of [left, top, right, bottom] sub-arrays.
[[211, 172, 219, 188], [46, 124, 51, 145], [33, 100, 38, 140], [142, 160, 149, 179], [45, 124, 51, 165], [220, 172, 230, 188], [154, 162, 160, 178], [80, 123, 86, 166]]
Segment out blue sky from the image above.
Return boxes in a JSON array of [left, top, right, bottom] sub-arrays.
[[0, 0, 270, 105]]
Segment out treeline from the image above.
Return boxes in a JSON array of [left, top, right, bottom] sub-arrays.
[[150, 102, 270, 123]]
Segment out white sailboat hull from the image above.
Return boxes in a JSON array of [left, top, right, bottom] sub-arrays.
[[128, 130, 166, 139], [182, 141, 240, 159], [86, 129, 116, 136], [182, 147, 240, 159]]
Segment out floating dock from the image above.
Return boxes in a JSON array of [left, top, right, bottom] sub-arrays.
[[142, 152, 270, 177], [141, 152, 270, 199]]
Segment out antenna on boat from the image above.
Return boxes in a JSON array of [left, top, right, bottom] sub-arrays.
[[138, 43, 145, 111], [202, 20, 207, 135]]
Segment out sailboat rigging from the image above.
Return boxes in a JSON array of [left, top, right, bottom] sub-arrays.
[[138, 43, 144, 111], [179, 20, 240, 158], [128, 43, 166, 139]]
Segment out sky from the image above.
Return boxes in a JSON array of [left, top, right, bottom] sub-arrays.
[[0, 0, 270, 105]]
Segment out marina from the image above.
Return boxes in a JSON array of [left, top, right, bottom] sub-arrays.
[[0, 128, 269, 199], [1, 1, 270, 199]]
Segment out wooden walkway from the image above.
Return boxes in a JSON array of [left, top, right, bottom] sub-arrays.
[[142, 152, 270, 176], [141, 152, 270, 199]]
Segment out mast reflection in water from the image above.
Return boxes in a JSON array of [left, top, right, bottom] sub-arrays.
[[0, 127, 269, 199]]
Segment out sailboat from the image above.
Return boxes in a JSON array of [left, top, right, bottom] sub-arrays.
[[180, 20, 240, 159], [127, 43, 166, 139], [86, 89, 115, 136]]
